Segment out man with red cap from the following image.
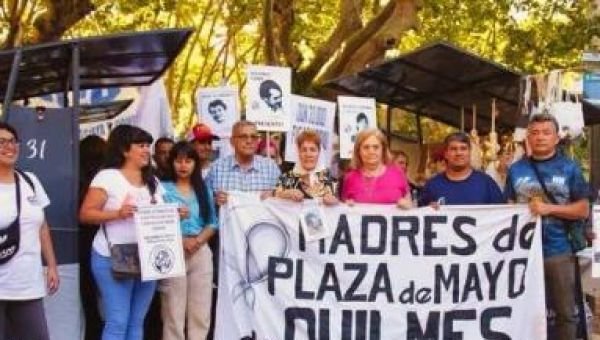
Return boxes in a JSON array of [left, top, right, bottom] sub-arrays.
[[190, 123, 220, 178]]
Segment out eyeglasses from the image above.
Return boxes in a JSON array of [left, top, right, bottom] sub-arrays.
[[0, 137, 19, 148], [233, 134, 260, 141]]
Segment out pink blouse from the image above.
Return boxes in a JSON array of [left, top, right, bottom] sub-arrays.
[[341, 165, 409, 204]]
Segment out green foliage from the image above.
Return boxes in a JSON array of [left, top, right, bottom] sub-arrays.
[[1, 0, 598, 142]]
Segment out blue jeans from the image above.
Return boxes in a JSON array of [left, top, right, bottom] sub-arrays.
[[91, 249, 157, 340]]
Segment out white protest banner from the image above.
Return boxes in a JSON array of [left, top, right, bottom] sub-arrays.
[[246, 65, 292, 132], [593, 205, 600, 278], [215, 193, 546, 340], [338, 96, 377, 159], [284, 95, 336, 167], [197, 86, 239, 138], [134, 203, 185, 281]]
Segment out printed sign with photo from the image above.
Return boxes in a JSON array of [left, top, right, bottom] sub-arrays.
[[338, 96, 377, 159], [246, 65, 292, 132], [284, 95, 336, 167], [134, 203, 185, 281], [299, 201, 330, 242], [197, 86, 239, 138]]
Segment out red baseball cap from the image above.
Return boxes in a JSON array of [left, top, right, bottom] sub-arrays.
[[190, 123, 219, 142]]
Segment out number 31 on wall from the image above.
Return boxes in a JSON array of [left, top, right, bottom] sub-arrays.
[[25, 139, 47, 160]]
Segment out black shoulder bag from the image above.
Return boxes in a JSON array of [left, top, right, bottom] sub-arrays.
[[0, 172, 24, 264]]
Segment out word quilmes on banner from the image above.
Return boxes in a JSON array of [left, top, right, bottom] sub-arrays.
[[215, 193, 546, 340]]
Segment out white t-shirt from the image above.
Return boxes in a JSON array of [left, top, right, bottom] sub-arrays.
[[91, 169, 164, 257], [0, 172, 50, 300]]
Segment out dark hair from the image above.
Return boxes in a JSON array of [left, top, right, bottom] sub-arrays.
[[356, 112, 368, 123], [165, 142, 211, 222], [79, 135, 108, 206], [259, 80, 282, 99], [104, 125, 156, 195], [208, 99, 227, 110], [444, 132, 471, 148], [154, 137, 174, 153], [528, 113, 559, 132], [0, 122, 18, 141]]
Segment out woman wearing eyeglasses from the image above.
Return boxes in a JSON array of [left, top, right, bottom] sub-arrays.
[[0, 122, 59, 340]]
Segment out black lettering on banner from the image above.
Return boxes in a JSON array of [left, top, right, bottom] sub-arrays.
[[343, 263, 368, 301], [316, 263, 343, 300], [452, 216, 477, 255], [368, 264, 394, 302], [443, 309, 476, 340], [342, 310, 353, 340], [424, 216, 448, 256], [284, 308, 316, 340], [298, 224, 306, 251], [508, 258, 528, 298], [519, 221, 536, 250], [391, 216, 419, 255], [483, 261, 504, 301], [295, 260, 315, 299], [434, 264, 459, 303], [406, 311, 440, 339], [268, 257, 292, 295], [361, 215, 387, 255], [329, 215, 355, 255], [370, 310, 381, 340], [399, 281, 433, 304], [319, 309, 330, 340], [493, 215, 519, 252], [461, 263, 483, 302], [481, 307, 512, 340], [355, 310, 367, 340], [483, 260, 504, 301]]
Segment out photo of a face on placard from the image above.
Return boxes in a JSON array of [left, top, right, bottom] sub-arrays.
[[299, 204, 329, 242], [246, 65, 291, 132], [197, 87, 238, 137], [338, 96, 377, 159]]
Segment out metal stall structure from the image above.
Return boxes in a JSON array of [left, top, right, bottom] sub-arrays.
[[0, 29, 191, 340]]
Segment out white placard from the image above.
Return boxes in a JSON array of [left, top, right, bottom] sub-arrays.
[[246, 65, 292, 132], [134, 203, 185, 281], [338, 96, 377, 159], [197, 86, 239, 138], [593, 205, 600, 278], [284, 95, 336, 167], [299, 200, 331, 242]]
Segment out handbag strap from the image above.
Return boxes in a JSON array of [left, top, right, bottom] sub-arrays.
[[527, 158, 558, 205], [101, 224, 112, 248], [14, 172, 22, 217]]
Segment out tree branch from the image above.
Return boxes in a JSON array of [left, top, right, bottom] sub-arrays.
[[314, 0, 420, 85], [31, 0, 94, 44], [263, 0, 276, 65], [296, 0, 364, 88]]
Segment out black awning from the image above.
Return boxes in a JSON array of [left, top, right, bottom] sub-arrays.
[[325, 42, 524, 134], [0, 28, 192, 101]]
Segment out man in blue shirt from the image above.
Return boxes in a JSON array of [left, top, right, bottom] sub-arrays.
[[505, 113, 590, 340], [206, 120, 281, 206], [419, 132, 504, 206]]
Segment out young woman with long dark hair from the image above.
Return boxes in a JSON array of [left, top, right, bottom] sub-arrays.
[[79, 125, 163, 340], [159, 141, 217, 340]]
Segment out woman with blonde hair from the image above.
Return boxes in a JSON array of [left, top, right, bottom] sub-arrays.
[[341, 128, 411, 207], [274, 129, 337, 205]]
